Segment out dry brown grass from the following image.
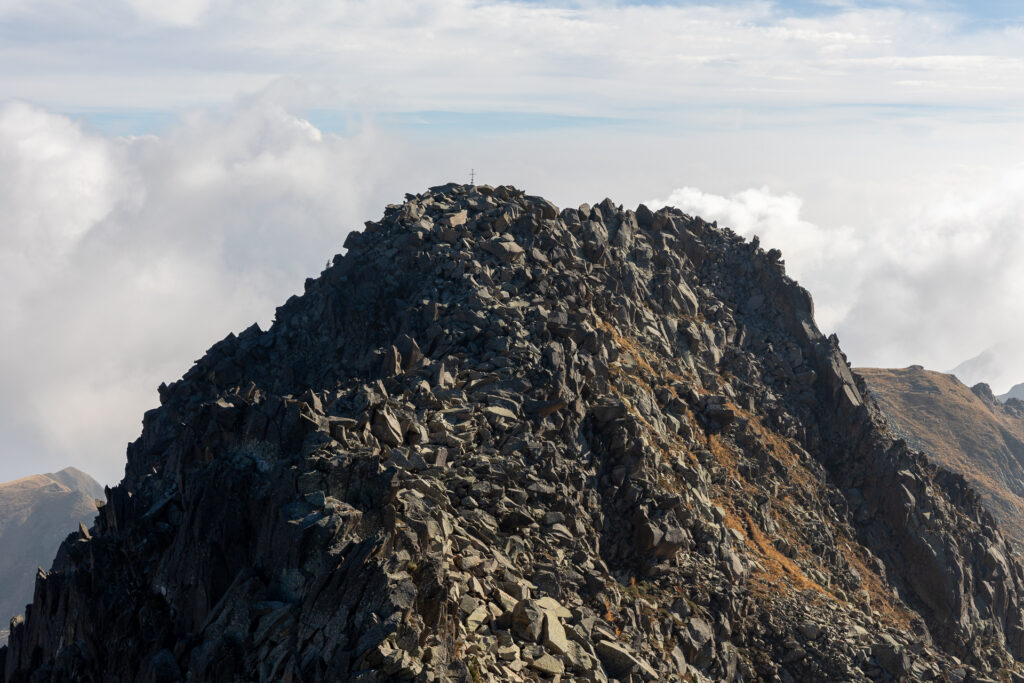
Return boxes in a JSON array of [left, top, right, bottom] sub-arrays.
[[708, 412, 919, 628], [838, 538, 914, 629], [594, 320, 917, 630], [598, 320, 658, 378]]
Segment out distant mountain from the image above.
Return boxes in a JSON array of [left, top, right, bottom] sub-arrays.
[[0, 468, 101, 641], [858, 366, 1024, 546], [949, 341, 1024, 396], [42, 468, 104, 500], [999, 383, 1024, 403], [950, 348, 1002, 388]]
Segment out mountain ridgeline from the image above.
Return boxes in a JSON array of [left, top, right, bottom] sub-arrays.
[[4, 184, 1024, 682]]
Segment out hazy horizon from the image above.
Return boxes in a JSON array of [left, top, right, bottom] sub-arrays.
[[3, 0, 1024, 484]]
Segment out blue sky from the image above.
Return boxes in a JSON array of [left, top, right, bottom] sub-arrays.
[[2, 0, 1024, 483]]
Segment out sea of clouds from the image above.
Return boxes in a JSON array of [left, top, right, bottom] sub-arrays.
[[0, 98, 395, 483]]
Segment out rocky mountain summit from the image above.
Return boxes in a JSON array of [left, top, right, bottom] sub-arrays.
[[0, 468, 101, 643], [859, 366, 1024, 548], [5, 184, 1024, 682]]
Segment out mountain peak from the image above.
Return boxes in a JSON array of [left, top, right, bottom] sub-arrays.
[[5, 186, 1024, 681]]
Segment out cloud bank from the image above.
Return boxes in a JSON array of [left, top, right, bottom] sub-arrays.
[[0, 99, 394, 483]]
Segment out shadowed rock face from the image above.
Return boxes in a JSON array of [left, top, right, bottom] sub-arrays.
[[858, 366, 1024, 547], [0, 468, 101, 641], [4, 184, 1024, 682]]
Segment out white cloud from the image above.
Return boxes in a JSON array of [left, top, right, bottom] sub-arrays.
[[0, 103, 122, 285], [124, 0, 211, 26], [0, 97, 397, 484], [2, 1, 1024, 116]]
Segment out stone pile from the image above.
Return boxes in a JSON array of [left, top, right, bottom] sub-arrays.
[[5, 184, 1024, 682]]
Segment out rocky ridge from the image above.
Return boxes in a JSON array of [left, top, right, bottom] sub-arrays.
[[4, 184, 1024, 682]]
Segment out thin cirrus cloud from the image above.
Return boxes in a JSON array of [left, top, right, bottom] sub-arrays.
[[1, 1, 1023, 120]]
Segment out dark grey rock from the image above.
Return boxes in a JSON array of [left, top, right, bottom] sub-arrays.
[[6, 184, 1023, 683]]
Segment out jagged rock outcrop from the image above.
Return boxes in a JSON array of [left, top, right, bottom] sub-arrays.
[[858, 365, 1024, 549], [0, 468, 102, 642], [5, 184, 1024, 682]]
